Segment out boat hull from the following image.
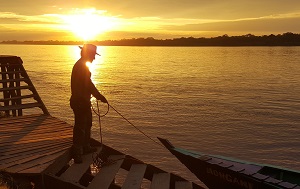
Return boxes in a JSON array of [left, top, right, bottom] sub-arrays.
[[172, 152, 273, 189], [158, 137, 300, 189]]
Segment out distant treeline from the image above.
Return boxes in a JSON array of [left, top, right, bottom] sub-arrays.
[[1, 32, 300, 46]]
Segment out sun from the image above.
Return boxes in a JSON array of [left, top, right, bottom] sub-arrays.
[[62, 9, 118, 41]]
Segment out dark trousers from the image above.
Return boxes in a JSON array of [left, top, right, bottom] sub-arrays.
[[72, 107, 92, 155]]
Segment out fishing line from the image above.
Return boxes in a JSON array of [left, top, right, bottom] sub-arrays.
[[92, 99, 163, 148], [92, 98, 164, 168], [108, 104, 164, 148]]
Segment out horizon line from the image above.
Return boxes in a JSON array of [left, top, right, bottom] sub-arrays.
[[1, 32, 299, 43]]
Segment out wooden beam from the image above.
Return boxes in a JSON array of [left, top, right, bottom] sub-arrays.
[[44, 173, 84, 189], [150, 173, 171, 189], [0, 71, 24, 75], [43, 149, 72, 176], [0, 78, 28, 83], [0, 94, 37, 102], [0, 85, 32, 92], [121, 164, 147, 189], [175, 181, 193, 189], [0, 114, 49, 124], [0, 138, 71, 154], [1, 148, 67, 173], [59, 147, 102, 183], [88, 155, 125, 189]]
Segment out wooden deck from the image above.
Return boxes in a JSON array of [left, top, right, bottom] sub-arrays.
[[0, 114, 73, 174], [44, 137, 204, 189], [0, 55, 204, 189], [0, 114, 203, 189]]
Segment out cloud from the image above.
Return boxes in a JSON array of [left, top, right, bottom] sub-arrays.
[[1, 1, 300, 40], [160, 13, 300, 35], [0, 11, 62, 24], [0, 29, 73, 41], [2, 0, 300, 19]]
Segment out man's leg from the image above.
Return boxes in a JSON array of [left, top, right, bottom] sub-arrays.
[[72, 108, 86, 163], [83, 110, 97, 154]]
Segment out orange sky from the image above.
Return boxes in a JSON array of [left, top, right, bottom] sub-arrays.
[[1, 0, 300, 41]]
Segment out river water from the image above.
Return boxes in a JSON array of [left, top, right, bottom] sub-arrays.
[[1, 45, 300, 187]]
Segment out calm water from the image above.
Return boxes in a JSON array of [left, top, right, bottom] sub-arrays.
[[1, 45, 300, 187]]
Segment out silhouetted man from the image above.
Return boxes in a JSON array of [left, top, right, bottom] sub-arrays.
[[70, 44, 107, 164]]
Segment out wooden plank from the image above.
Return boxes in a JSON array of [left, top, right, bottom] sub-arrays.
[[0, 130, 73, 144], [0, 134, 72, 146], [150, 173, 171, 189], [0, 124, 70, 134], [0, 125, 72, 137], [0, 85, 32, 92], [44, 173, 84, 189], [121, 164, 147, 189], [0, 94, 37, 102], [0, 147, 68, 168], [43, 149, 72, 175], [10, 134, 72, 145], [0, 78, 28, 83], [0, 129, 72, 140], [88, 155, 125, 189], [0, 132, 72, 147], [0, 114, 49, 124], [19, 162, 55, 174], [0, 120, 71, 131], [0, 117, 70, 127], [0, 102, 42, 111], [0, 56, 22, 64], [59, 147, 102, 183], [0, 133, 72, 147], [2, 140, 71, 153], [6, 149, 67, 173], [14, 64, 22, 116], [0, 117, 70, 129], [0, 71, 25, 75], [0, 143, 71, 163], [0, 120, 71, 134], [175, 181, 193, 189], [143, 164, 166, 181], [0, 123, 71, 134], [0, 137, 72, 153], [0, 122, 70, 132], [0, 146, 71, 167]]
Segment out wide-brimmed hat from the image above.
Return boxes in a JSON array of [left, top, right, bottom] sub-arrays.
[[78, 44, 100, 56]]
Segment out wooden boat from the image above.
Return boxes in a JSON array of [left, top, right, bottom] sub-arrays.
[[158, 138, 300, 189]]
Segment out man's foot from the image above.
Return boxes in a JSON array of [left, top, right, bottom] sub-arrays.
[[73, 154, 83, 164], [83, 146, 97, 154]]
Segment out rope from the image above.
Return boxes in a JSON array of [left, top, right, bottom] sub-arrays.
[[108, 104, 164, 147], [91, 99, 106, 168], [92, 100, 109, 118], [91, 99, 164, 169], [96, 101, 102, 144]]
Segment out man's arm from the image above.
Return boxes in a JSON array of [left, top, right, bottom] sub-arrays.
[[90, 81, 107, 103]]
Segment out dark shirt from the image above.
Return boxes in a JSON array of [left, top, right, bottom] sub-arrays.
[[70, 58, 103, 108]]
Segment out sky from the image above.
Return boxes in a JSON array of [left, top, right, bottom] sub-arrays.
[[1, 0, 300, 41]]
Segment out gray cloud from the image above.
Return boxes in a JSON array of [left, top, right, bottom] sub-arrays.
[[161, 17, 300, 34]]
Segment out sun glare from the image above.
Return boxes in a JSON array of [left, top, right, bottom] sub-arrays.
[[62, 9, 118, 41]]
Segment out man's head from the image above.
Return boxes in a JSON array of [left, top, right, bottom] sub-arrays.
[[79, 44, 100, 61]]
